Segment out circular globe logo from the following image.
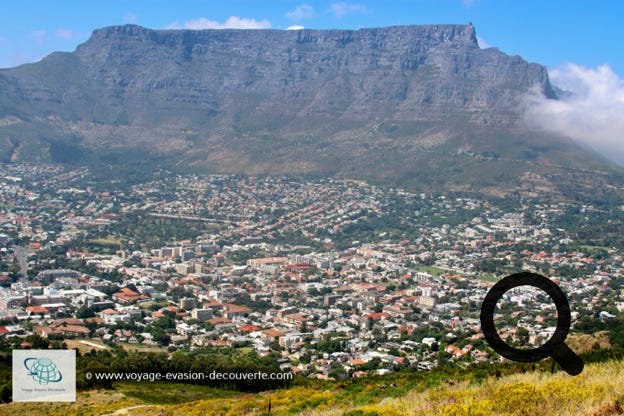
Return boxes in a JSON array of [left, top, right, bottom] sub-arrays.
[[24, 357, 63, 385]]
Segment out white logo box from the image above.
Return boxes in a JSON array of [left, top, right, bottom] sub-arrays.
[[12, 349, 76, 402]]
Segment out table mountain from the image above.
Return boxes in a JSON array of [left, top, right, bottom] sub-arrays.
[[0, 24, 620, 198]]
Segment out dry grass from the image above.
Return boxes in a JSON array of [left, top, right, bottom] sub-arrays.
[[567, 331, 612, 353], [2, 359, 624, 415], [65, 339, 167, 355], [141, 360, 624, 416], [64, 339, 110, 355], [0, 390, 142, 416], [301, 360, 624, 416]]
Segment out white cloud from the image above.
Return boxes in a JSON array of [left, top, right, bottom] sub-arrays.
[[166, 16, 271, 30], [124, 12, 138, 24], [287, 25, 305, 31], [329, 2, 367, 17], [286, 4, 314, 21], [55, 28, 81, 39], [476, 35, 490, 49], [29, 30, 46, 45], [461, 0, 480, 9], [524, 63, 624, 165]]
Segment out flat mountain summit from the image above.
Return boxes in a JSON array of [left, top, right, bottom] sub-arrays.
[[0, 24, 620, 198]]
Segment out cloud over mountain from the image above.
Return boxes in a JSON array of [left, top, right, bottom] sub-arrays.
[[166, 16, 271, 30], [525, 64, 624, 165]]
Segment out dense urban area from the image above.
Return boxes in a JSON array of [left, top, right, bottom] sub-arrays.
[[1, 163, 624, 395]]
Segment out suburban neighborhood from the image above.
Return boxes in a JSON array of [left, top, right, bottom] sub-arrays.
[[1, 164, 623, 379]]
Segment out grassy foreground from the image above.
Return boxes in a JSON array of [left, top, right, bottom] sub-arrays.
[[2, 359, 624, 416]]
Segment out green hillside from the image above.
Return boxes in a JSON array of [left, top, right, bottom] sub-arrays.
[[3, 353, 624, 416]]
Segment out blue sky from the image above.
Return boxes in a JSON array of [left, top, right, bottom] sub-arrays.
[[1, 1, 623, 162]]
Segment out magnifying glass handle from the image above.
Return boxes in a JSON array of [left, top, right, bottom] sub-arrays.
[[551, 343, 584, 376]]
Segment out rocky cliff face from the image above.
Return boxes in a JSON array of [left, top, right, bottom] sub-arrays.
[[0, 24, 618, 197], [1, 24, 555, 126]]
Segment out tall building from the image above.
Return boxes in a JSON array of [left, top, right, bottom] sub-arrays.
[[180, 297, 197, 310]]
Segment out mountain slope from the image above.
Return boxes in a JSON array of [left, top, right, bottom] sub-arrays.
[[0, 24, 554, 125], [0, 24, 621, 197]]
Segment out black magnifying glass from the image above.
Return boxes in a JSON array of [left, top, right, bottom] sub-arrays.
[[480, 272, 584, 376]]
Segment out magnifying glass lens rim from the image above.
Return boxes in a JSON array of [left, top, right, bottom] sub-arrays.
[[480, 272, 571, 362]]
